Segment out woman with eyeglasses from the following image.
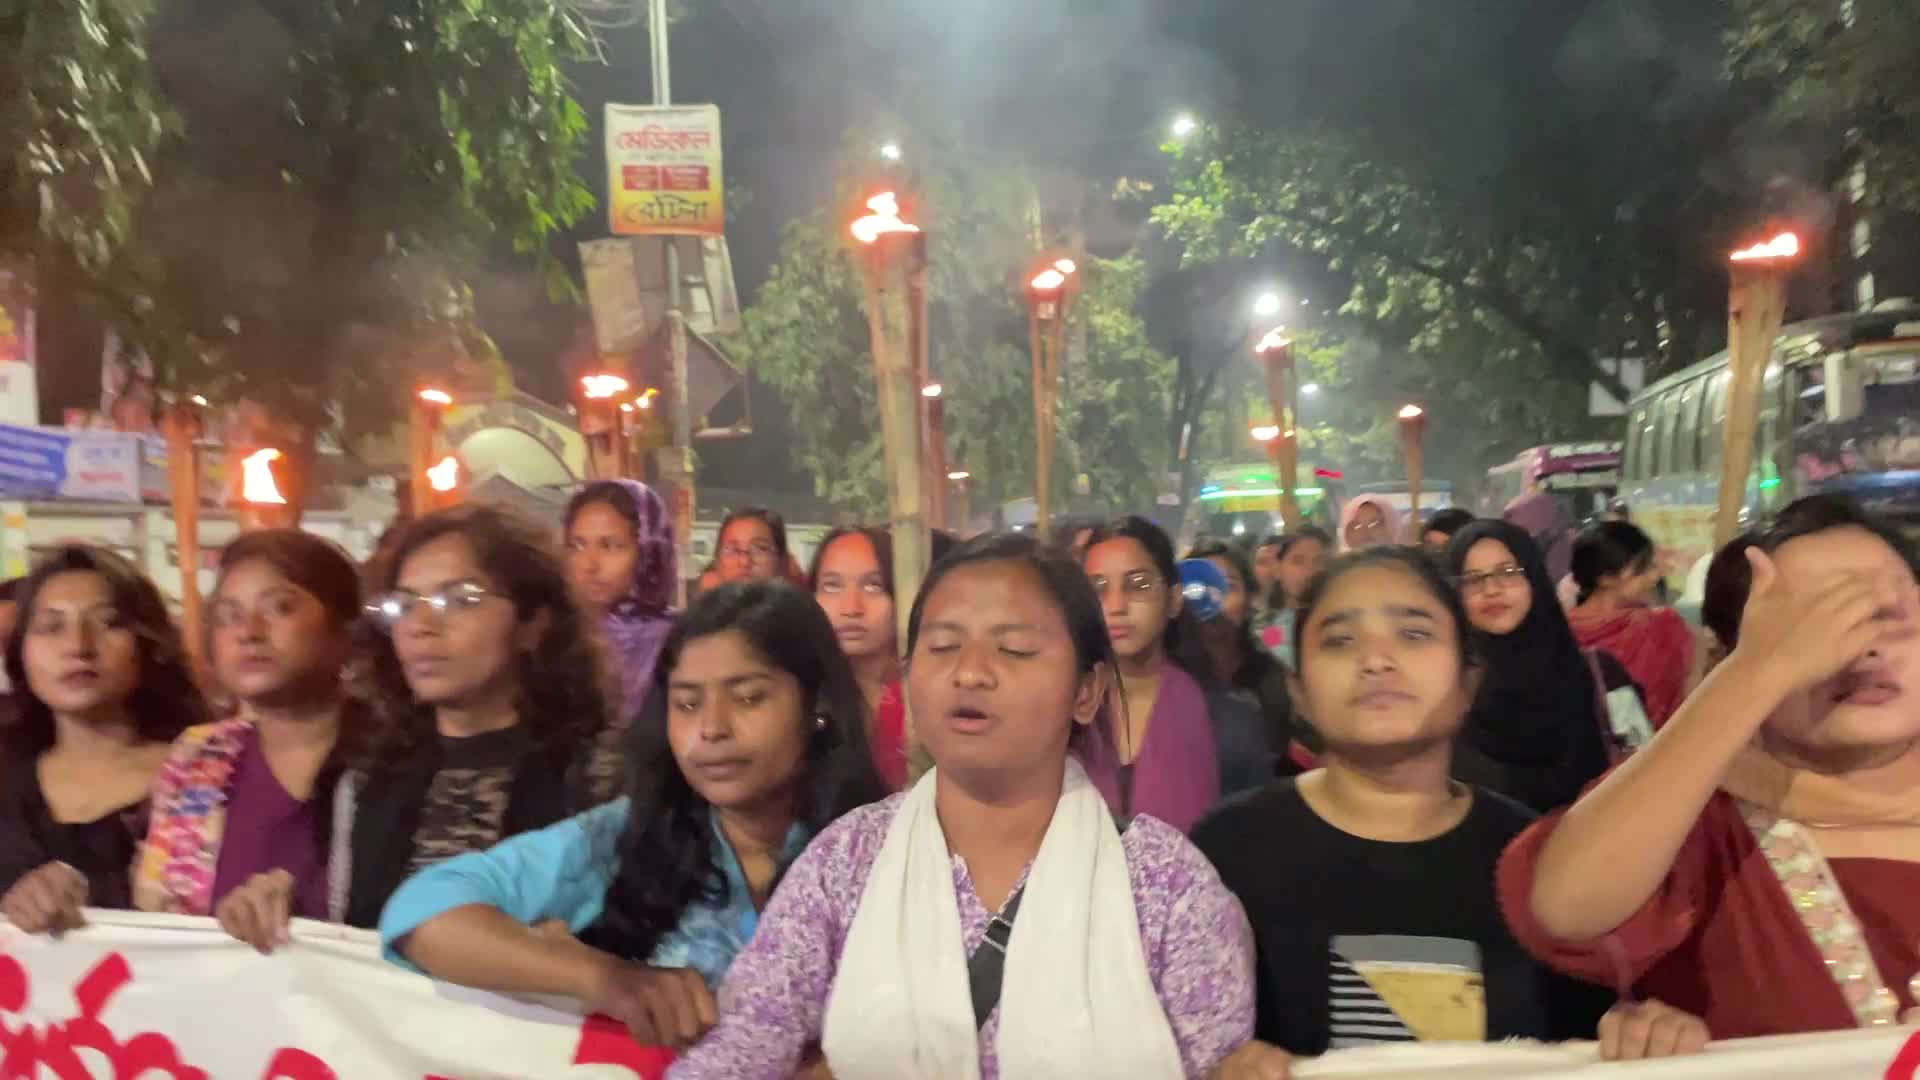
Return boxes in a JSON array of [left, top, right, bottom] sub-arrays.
[[714, 507, 790, 586], [134, 530, 371, 936], [809, 526, 906, 789], [1339, 495, 1400, 552], [325, 505, 619, 931], [1080, 516, 1270, 832], [1444, 520, 1644, 815], [0, 546, 206, 934], [379, 583, 886, 1053]]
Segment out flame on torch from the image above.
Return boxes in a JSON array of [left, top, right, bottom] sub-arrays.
[[417, 388, 454, 407], [1030, 268, 1068, 293], [240, 449, 287, 505], [427, 454, 461, 493], [850, 192, 921, 245], [581, 373, 631, 400], [1250, 424, 1282, 443], [921, 383, 944, 399], [1730, 232, 1801, 263], [1053, 258, 1078, 275], [1255, 328, 1292, 355]]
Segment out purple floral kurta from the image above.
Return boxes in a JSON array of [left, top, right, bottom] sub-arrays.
[[667, 793, 1256, 1079]]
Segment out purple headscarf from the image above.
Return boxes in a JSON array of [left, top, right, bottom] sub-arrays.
[[588, 479, 676, 717]]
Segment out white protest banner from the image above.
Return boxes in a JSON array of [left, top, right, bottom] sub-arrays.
[[0, 911, 674, 1078], [4, 911, 1918, 1079]]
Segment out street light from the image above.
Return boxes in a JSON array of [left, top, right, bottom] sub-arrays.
[[879, 141, 903, 162], [1254, 291, 1284, 318], [1301, 382, 1320, 395], [1170, 113, 1198, 138]]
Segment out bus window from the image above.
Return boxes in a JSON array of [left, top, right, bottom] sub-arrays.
[[1622, 407, 1644, 482], [1700, 369, 1730, 472], [1758, 362, 1787, 511], [1652, 388, 1680, 477], [1673, 379, 1703, 474]]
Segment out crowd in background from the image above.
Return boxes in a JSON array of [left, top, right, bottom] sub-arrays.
[[0, 475, 1914, 1079]]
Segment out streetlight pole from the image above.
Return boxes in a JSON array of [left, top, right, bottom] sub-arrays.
[[648, 0, 695, 603]]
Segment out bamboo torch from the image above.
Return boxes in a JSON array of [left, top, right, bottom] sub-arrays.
[[1024, 258, 1078, 538], [1716, 231, 1800, 547], [850, 192, 930, 646], [411, 387, 454, 519], [162, 400, 205, 667], [1398, 405, 1427, 542], [1256, 328, 1301, 529]]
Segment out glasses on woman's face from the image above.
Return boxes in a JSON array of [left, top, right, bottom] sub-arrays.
[[1455, 565, 1527, 595], [1088, 570, 1162, 601], [365, 580, 499, 632], [720, 541, 777, 565]]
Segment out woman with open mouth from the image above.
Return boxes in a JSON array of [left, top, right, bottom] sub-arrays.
[[669, 533, 1255, 1079], [1504, 494, 1920, 1037], [0, 545, 206, 934], [379, 582, 885, 1057]]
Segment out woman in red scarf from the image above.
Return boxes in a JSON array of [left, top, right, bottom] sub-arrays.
[[1567, 522, 1696, 728]]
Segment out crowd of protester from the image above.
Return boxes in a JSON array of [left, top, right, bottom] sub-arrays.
[[0, 477, 1915, 1078]]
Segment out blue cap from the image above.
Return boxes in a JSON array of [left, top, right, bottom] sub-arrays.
[[1176, 558, 1229, 622]]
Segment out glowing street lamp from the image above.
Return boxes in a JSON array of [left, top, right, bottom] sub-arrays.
[[1170, 113, 1198, 139], [1253, 291, 1284, 319], [1716, 229, 1803, 545], [879, 141, 903, 162]]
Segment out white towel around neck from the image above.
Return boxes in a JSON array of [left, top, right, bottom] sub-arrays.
[[819, 758, 1185, 1079]]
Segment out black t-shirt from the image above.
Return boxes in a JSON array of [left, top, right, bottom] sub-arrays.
[[0, 755, 148, 909], [1192, 778, 1604, 1056]]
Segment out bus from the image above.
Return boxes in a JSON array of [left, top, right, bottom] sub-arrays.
[[1480, 442, 1623, 523], [1618, 304, 1920, 607], [1179, 462, 1345, 551]]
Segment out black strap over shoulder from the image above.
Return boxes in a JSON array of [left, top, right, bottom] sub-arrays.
[[966, 887, 1024, 1029], [962, 816, 1130, 1028]]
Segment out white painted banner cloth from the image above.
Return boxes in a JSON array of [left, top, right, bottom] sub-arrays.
[[2, 911, 1917, 1078]]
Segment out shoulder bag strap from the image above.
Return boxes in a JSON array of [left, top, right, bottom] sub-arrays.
[[966, 886, 1025, 1030]]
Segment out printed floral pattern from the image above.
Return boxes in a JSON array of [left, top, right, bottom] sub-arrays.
[[133, 719, 254, 915]]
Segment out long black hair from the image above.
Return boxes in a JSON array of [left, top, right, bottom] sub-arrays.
[[357, 504, 613, 768], [1570, 521, 1656, 605], [3, 545, 208, 759], [908, 531, 1119, 760], [1262, 526, 1334, 610], [807, 526, 894, 596], [583, 582, 886, 961], [1081, 515, 1218, 686]]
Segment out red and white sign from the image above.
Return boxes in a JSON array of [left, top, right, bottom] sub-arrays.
[[0, 912, 673, 1078]]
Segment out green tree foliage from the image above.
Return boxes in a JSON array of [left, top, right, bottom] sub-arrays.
[[1730, 0, 1920, 214], [1, 0, 165, 278], [735, 143, 1174, 518], [126, 0, 595, 440]]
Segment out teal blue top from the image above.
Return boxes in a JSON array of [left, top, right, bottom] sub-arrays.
[[377, 797, 810, 988]]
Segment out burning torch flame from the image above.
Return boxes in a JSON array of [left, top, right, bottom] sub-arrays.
[[850, 192, 921, 245], [947, 470, 971, 481], [1730, 232, 1801, 263], [427, 454, 461, 493], [1053, 258, 1078, 276], [417, 387, 453, 407], [1255, 328, 1292, 355], [921, 383, 944, 399], [240, 449, 287, 506], [581, 373, 631, 400], [1398, 405, 1426, 420], [1250, 424, 1282, 442], [1030, 268, 1068, 293], [635, 387, 659, 409]]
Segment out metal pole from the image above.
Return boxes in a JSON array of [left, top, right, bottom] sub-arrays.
[[650, 0, 694, 604]]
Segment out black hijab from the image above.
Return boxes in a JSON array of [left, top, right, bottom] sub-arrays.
[[1445, 520, 1609, 813]]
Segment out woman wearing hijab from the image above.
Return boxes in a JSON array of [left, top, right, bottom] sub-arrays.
[[1503, 491, 1575, 601], [1444, 521, 1645, 815], [1338, 495, 1401, 552], [566, 480, 677, 717]]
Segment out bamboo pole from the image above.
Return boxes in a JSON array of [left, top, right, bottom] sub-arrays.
[[1398, 406, 1427, 543], [162, 404, 204, 668], [1716, 257, 1792, 547], [1258, 334, 1302, 530]]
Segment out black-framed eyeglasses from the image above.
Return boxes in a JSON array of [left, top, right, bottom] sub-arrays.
[[1455, 565, 1527, 595], [365, 581, 500, 632]]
